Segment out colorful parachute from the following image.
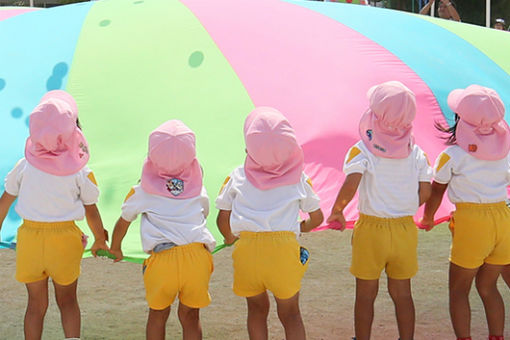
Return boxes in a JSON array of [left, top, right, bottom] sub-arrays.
[[1, 0, 509, 262]]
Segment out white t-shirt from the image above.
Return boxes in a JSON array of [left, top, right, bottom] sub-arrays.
[[215, 166, 321, 237], [433, 145, 510, 203], [121, 184, 216, 253], [4, 158, 99, 222], [344, 141, 432, 218]]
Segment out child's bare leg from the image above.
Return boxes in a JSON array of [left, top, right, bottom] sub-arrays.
[[25, 278, 49, 340], [246, 291, 270, 340], [275, 292, 306, 340], [449, 262, 478, 338], [387, 278, 415, 340], [178, 302, 202, 340], [354, 278, 379, 340], [53, 279, 80, 338], [502, 264, 510, 289], [475, 263, 505, 337], [146, 307, 170, 340]]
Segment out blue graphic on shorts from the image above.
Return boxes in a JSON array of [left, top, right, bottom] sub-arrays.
[[300, 247, 310, 265]]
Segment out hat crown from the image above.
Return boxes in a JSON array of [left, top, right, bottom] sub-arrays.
[[244, 108, 300, 168], [29, 99, 76, 152], [368, 81, 416, 130], [148, 120, 196, 175]]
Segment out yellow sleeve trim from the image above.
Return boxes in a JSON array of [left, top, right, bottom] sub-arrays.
[[219, 176, 231, 194], [124, 187, 135, 202], [423, 152, 431, 166], [306, 178, 313, 188], [436, 153, 451, 172], [87, 172, 97, 186], [345, 146, 361, 164]]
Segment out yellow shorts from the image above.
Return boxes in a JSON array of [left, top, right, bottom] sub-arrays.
[[449, 202, 510, 269], [232, 231, 309, 299], [16, 220, 84, 285], [350, 214, 418, 280], [143, 243, 213, 310]]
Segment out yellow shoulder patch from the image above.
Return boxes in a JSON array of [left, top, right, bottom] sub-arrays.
[[124, 187, 135, 202], [219, 176, 231, 194], [346, 146, 361, 164], [423, 152, 430, 166], [306, 178, 313, 188], [436, 153, 451, 172], [87, 172, 97, 186]]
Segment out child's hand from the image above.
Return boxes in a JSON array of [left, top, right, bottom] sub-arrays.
[[419, 216, 435, 231], [90, 239, 109, 257], [327, 211, 346, 231], [110, 248, 124, 262]]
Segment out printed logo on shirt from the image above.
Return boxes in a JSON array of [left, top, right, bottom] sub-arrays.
[[468, 144, 478, 152], [167, 178, 184, 196]]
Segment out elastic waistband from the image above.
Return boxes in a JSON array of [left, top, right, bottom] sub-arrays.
[[455, 202, 507, 210], [151, 242, 207, 255], [22, 220, 77, 229], [358, 214, 414, 225], [239, 231, 297, 240]]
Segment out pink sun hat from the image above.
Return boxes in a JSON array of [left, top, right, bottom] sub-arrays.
[[40, 90, 78, 115], [25, 94, 89, 176], [244, 107, 304, 190], [448, 85, 510, 161], [141, 120, 203, 199], [359, 81, 416, 159]]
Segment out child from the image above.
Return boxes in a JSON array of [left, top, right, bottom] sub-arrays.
[[421, 85, 510, 340], [327, 81, 432, 340], [109, 120, 216, 340], [215, 107, 323, 340], [0, 90, 109, 340]]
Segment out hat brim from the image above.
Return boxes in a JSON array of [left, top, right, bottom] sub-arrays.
[[141, 158, 203, 199], [25, 128, 89, 176], [456, 119, 510, 160], [447, 88, 464, 113]]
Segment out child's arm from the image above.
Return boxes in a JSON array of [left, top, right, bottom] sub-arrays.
[[110, 217, 131, 262], [300, 209, 324, 232], [0, 192, 17, 235], [327, 173, 362, 231], [418, 181, 432, 206], [84, 204, 109, 256], [420, 181, 448, 231], [216, 209, 237, 245]]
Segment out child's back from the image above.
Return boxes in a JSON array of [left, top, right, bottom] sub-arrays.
[[216, 107, 323, 340], [422, 85, 510, 340], [0, 90, 108, 340], [328, 81, 432, 340], [110, 120, 215, 340]]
